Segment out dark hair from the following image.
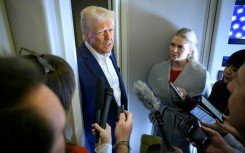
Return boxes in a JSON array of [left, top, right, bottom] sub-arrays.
[[0, 57, 53, 153], [227, 49, 245, 70], [0, 108, 53, 153], [22, 54, 75, 112], [0, 57, 43, 107], [42, 54, 75, 111]]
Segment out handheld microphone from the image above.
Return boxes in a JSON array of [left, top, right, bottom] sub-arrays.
[[100, 88, 113, 129], [134, 80, 174, 151], [133, 80, 161, 111], [94, 77, 105, 143], [154, 111, 175, 152]]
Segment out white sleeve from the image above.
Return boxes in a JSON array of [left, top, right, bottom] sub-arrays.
[[95, 143, 112, 153], [224, 133, 245, 152]]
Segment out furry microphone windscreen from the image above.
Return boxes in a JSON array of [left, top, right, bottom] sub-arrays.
[[133, 80, 161, 111]]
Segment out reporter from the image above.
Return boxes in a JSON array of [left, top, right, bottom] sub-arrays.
[[19, 48, 89, 153], [200, 63, 245, 153], [0, 57, 66, 153], [208, 50, 245, 115], [226, 63, 245, 143]]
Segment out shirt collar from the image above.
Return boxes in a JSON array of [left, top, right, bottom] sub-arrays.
[[85, 41, 111, 62]]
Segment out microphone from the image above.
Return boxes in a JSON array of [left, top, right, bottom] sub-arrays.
[[154, 111, 175, 152], [134, 80, 175, 151], [100, 88, 113, 129], [133, 80, 161, 111], [94, 77, 105, 144]]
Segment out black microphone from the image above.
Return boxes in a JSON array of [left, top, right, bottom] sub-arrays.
[[154, 111, 175, 152], [100, 88, 113, 129], [94, 77, 105, 143]]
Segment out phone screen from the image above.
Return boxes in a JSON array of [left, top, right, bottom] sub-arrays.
[[201, 96, 223, 123], [190, 105, 216, 124], [169, 81, 182, 99]]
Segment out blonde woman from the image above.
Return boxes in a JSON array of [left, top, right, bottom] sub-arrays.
[[148, 28, 211, 153]]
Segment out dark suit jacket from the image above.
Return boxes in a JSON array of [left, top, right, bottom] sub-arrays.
[[76, 42, 128, 153]]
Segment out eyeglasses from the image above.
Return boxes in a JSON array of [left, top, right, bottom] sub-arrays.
[[19, 47, 55, 73]]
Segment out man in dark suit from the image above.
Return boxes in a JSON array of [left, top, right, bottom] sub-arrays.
[[76, 6, 128, 153]]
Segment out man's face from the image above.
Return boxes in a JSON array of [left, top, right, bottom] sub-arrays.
[[227, 64, 245, 137], [85, 18, 114, 55], [27, 84, 66, 153]]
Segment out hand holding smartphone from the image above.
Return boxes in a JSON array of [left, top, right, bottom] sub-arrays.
[[178, 117, 211, 150], [200, 96, 223, 123], [169, 81, 183, 100], [118, 105, 126, 120]]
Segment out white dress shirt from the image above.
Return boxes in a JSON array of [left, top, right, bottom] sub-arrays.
[[85, 41, 121, 106]]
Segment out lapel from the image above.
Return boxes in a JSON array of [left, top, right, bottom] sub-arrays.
[[79, 42, 127, 107], [80, 43, 110, 87]]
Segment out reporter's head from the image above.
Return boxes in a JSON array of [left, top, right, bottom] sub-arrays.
[[0, 57, 66, 153], [227, 63, 245, 141]]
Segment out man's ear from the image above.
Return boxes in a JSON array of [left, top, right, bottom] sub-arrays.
[[83, 31, 89, 41]]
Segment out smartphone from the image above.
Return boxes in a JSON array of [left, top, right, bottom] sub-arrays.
[[190, 105, 216, 124], [117, 105, 125, 120], [169, 81, 182, 99], [178, 118, 211, 150], [200, 96, 223, 123]]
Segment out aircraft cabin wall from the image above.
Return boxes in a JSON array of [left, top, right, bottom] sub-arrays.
[[121, 0, 243, 152], [0, 0, 244, 153], [124, 0, 215, 152]]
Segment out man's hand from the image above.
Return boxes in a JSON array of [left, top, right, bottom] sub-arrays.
[[92, 123, 112, 145], [115, 111, 133, 142], [200, 126, 234, 153]]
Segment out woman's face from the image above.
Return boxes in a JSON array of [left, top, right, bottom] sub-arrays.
[[223, 65, 238, 83], [27, 84, 66, 153], [169, 36, 193, 62]]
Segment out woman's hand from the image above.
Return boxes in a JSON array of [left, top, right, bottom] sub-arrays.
[[176, 87, 187, 100]]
